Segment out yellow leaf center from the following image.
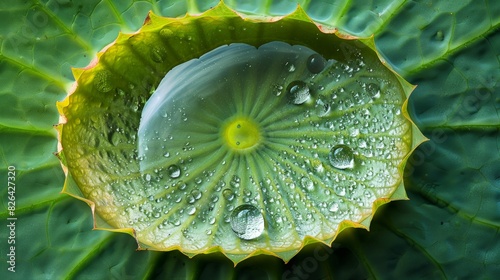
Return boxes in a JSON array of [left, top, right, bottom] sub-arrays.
[[222, 117, 261, 151]]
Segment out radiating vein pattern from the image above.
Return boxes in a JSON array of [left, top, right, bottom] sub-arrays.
[[110, 41, 414, 254]]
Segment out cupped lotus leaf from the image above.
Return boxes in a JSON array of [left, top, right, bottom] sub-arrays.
[[1, 0, 500, 278], [56, 2, 424, 264]]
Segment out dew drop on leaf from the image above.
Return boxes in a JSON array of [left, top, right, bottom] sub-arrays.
[[328, 145, 355, 169], [187, 205, 196, 215], [167, 164, 181, 178], [150, 46, 167, 63], [315, 98, 331, 117], [287, 80, 310, 104], [285, 61, 296, 72], [57, 3, 420, 264], [366, 83, 381, 99], [273, 84, 284, 96], [300, 177, 314, 191], [190, 189, 202, 200], [159, 27, 173, 38], [230, 204, 264, 240], [307, 53, 326, 74], [223, 189, 235, 201], [328, 202, 339, 212], [434, 30, 445, 41], [94, 70, 113, 93]]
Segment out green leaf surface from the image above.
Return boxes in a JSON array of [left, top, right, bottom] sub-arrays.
[[58, 3, 416, 263], [0, 0, 499, 279]]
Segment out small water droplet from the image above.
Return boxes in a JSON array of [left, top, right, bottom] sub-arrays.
[[168, 165, 181, 178], [366, 83, 381, 99], [307, 53, 326, 74], [273, 84, 283, 96], [195, 177, 203, 184], [94, 70, 113, 93], [150, 46, 167, 63], [191, 189, 202, 200], [230, 175, 240, 188], [311, 159, 324, 172], [285, 62, 296, 72], [328, 145, 355, 169], [315, 99, 331, 117], [230, 204, 264, 240], [434, 30, 444, 41], [110, 131, 121, 146], [187, 205, 196, 215], [328, 202, 339, 212], [337, 187, 346, 196], [287, 81, 310, 105], [223, 189, 235, 201]]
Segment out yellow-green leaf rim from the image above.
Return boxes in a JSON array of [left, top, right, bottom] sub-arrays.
[[56, 1, 426, 265]]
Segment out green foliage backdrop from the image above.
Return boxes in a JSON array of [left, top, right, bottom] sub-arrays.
[[0, 0, 499, 278]]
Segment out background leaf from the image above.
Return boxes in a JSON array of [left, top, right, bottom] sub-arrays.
[[0, 0, 498, 279]]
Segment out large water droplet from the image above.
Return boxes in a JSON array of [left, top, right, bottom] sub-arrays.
[[328, 145, 355, 169], [94, 70, 113, 93], [168, 165, 181, 178], [307, 53, 326, 74], [230, 204, 264, 240], [287, 81, 310, 105]]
